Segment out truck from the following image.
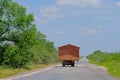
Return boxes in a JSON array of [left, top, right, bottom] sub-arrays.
[[58, 44, 80, 67]]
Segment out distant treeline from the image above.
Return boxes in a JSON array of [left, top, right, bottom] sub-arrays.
[[0, 0, 58, 68], [87, 50, 120, 77]]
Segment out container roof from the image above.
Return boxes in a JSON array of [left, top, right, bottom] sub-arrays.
[[58, 44, 80, 49]]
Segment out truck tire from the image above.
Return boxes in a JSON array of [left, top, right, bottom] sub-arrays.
[[62, 63, 65, 67], [62, 61, 65, 67], [71, 61, 75, 67], [71, 64, 74, 67]]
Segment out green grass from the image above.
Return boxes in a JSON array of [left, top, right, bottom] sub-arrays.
[[87, 50, 120, 78], [89, 60, 120, 78], [0, 63, 57, 79], [0, 68, 26, 78], [105, 61, 120, 77]]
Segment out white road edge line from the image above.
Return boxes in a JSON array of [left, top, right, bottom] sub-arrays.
[[2, 66, 54, 80]]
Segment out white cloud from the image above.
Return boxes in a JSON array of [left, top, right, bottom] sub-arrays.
[[81, 27, 102, 36], [87, 28, 99, 34], [35, 16, 48, 25], [56, 0, 102, 8], [37, 5, 65, 24], [40, 5, 64, 20], [37, 0, 102, 24], [116, 1, 120, 7]]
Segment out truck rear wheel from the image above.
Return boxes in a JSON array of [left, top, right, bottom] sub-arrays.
[[71, 64, 74, 67], [62, 61, 65, 67], [62, 63, 65, 67], [71, 61, 75, 67]]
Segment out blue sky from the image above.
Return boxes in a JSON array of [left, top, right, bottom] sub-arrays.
[[14, 0, 120, 56]]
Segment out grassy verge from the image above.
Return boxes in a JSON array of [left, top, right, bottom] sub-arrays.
[[105, 61, 120, 77], [87, 50, 120, 78], [89, 60, 120, 79], [0, 63, 58, 79]]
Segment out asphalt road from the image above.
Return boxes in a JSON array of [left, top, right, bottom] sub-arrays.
[[7, 58, 118, 80]]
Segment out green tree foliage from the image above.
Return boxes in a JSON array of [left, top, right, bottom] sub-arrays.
[[0, 0, 58, 68], [87, 50, 120, 77], [30, 40, 58, 64], [87, 50, 109, 64]]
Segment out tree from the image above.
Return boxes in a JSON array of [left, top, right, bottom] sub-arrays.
[[0, 0, 38, 68], [0, 0, 35, 43], [0, 0, 58, 68]]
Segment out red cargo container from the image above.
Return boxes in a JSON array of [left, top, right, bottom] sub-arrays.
[[58, 44, 80, 67]]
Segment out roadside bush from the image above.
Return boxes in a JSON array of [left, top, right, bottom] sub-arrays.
[[2, 45, 32, 68]]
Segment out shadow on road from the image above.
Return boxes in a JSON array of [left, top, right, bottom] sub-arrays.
[[54, 64, 85, 68]]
